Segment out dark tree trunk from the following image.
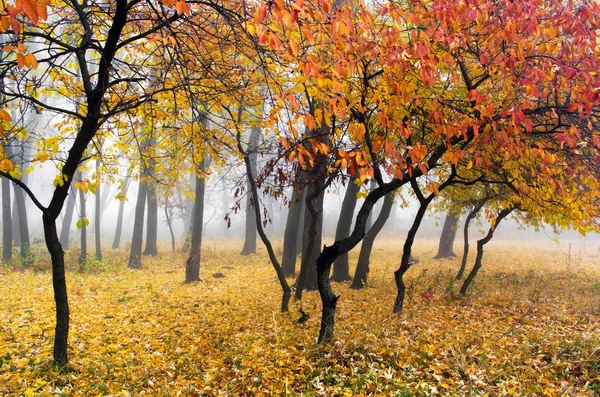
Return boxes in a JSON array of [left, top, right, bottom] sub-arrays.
[[128, 175, 147, 269], [331, 180, 360, 282], [295, 191, 306, 256], [350, 193, 393, 289], [59, 185, 76, 250], [43, 214, 69, 366], [2, 178, 11, 263], [14, 180, 31, 267], [456, 201, 486, 280], [94, 161, 102, 262], [435, 209, 459, 258], [185, 158, 207, 283], [460, 207, 516, 295], [393, 195, 433, 313], [295, 181, 323, 299], [236, 126, 292, 311], [241, 126, 260, 256], [281, 182, 305, 277], [112, 171, 131, 249], [143, 179, 158, 256], [77, 171, 87, 269], [182, 171, 195, 236]]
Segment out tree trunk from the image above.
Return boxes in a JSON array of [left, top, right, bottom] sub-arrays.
[[331, 180, 360, 282], [295, 181, 323, 299], [185, 157, 207, 283], [43, 214, 69, 366], [295, 190, 306, 257], [112, 171, 131, 249], [281, 182, 305, 277], [59, 185, 76, 250], [435, 209, 459, 258], [77, 170, 87, 269], [128, 175, 147, 269], [460, 207, 516, 295], [350, 193, 393, 289], [2, 178, 12, 263], [165, 196, 176, 252], [13, 180, 31, 267], [11, 197, 20, 247], [94, 161, 102, 262], [241, 126, 260, 255], [143, 179, 158, 256], [236, 125, 292, 312], [393, 196, 433, 313], [456, 201, 486, 280]]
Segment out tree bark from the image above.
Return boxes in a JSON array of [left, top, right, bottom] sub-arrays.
[[295, 181, 323, 299], [185, 157, 207, 283], [331, 180, 360, 282], [460, 207, 516, 295], [77, 170, 87, 269], [59, 185, 76, 250], [393, 194, 433, 313], [435, 209, 459, 258], [281, 182, 305, 277], [128, 174, 147, 269], [11, 196, 20, 247], [94, 160, 102, 262], [164, 196, 176, 252], [2, 177, 12, 263], [43, 214, 69, 366], [13, 180, 31, 267], [112, 171, 131, 249], [350, 193, 393, 289], [241, 126, 260, 255], [143, 179, 158, 256], [456, 201, 486, 280], [236, 125, 292, 311]]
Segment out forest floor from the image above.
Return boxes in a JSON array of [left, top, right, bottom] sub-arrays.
[[0, 237, 599, 396]]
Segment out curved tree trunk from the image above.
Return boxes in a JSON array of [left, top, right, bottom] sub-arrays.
[[77, 170, 87, 269], [331, 180, 360, 282], [460, 207, 516, 295], [435, 209, 459, 258], [456, 201, 486, 280], [185, 157, 207, 283], [281, 182, 305, 277], [59, 185, 76, 250], [241, 126, 260, 255], [350, 193, 393, 289], [112, 171, 131, 249], [393, 195, 433, 313], [2, 178, 12, 263], [128, 175, 147, 269], [236, 121, 291, 311]]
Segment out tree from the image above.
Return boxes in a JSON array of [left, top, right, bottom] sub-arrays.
[[281, 181, 305, 277], [112, 171, 132, 249], [240, 125, 260, 255], [435, 209, 459, 258], [249, 0, 600, 343], [0, 1, 194, 365], [331, 178, 360, 282]]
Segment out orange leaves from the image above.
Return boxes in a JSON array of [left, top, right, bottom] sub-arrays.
[[0, 0, 48, 33], [0, 109, 12, 123]]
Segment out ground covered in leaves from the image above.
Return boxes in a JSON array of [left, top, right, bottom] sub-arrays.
[[1, 237, 599, 396]]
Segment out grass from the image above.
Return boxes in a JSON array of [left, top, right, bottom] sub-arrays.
[[0, 237, 599, 396]]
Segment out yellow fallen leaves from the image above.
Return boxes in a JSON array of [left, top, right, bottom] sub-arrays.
[[0, 238, 599, 396]]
